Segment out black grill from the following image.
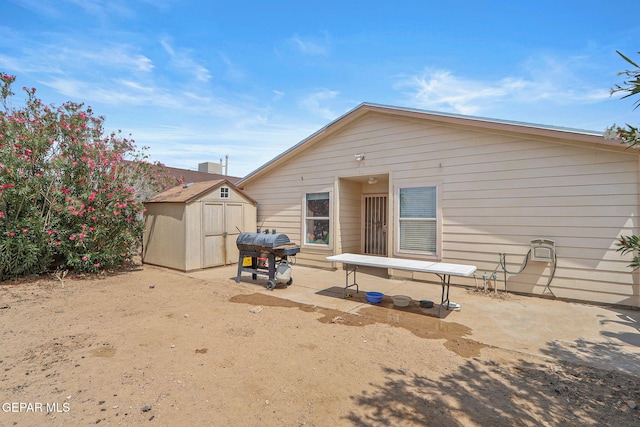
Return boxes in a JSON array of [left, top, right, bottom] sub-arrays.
[[235, 231, 300, 290], [236, 232, 299, 255]]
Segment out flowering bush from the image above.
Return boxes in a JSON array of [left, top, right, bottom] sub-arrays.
[[0, 72, 176, 279]]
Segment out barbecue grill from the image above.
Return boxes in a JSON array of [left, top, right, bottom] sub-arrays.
[[235, 230, 300, 290]]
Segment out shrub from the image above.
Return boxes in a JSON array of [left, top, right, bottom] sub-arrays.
[[0, 72, 175, 279]]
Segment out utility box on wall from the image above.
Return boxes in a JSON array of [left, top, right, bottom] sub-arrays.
[[530, 239, 556, 263], [143, 179, 257, 271]]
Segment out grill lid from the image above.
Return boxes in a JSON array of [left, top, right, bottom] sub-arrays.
[[236, 232, 292, 249]]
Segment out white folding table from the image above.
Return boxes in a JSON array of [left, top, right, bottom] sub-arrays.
[[326, 253, 477, 317]]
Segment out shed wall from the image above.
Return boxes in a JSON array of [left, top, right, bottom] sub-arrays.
[[143, 203, 187, 271]]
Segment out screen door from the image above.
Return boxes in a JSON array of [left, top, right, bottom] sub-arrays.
[[363, 195, 387, 255]]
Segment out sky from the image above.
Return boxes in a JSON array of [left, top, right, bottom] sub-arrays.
[[1, 1, 640, 178]]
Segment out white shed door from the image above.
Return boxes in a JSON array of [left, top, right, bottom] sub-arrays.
[[203, 203, 225, 267], [224, 203, 243, 264], [202, 203, 243, 267]]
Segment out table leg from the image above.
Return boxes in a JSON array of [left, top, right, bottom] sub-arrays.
[[343, 264, 359, 297], [437, 274, 451, 318]]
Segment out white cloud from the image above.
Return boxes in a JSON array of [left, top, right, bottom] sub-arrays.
[[289, 34, 329, 56], [218, 52, 245, 81], [135, 118, 319, 177], [160, 37, 211, 83], [8, 0, 64, 18], [78, 45, 154, 72], [394, 68, 535, 115], [66, 0, 135, 20], [272, 90, 285, 102], [395, 59, 611, 116], [300, 88, 340, 120]]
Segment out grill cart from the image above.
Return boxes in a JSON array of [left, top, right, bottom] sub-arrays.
[[235, 231, 300, 290]]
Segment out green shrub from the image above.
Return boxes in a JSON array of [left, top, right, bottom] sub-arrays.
[[0, 72, 174, 280]]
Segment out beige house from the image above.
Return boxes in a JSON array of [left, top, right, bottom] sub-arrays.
[[237, 103, 640, 308], [143, 179, 256, 271]]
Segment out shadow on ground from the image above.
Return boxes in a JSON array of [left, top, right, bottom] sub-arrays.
[[345, 358, 640, 426]]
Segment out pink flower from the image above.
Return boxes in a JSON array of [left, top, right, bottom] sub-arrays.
[[7, 232, 15, 237], [0, 212, 4, 218], [113, 210, 120, 216], [22, 229, 28, 233], [82, 256, 88, 261], [69, 235, 76, 241], [94, 263, 101, 268], [54, 241, 61, 246], [46, 229, 53, 235]]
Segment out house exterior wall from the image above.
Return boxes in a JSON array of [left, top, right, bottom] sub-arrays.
[[241, 111, 640, 308], [338, 179, 362, 254]]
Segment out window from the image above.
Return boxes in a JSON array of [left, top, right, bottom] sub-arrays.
[[305, 192, 330, 245], [398, 186, 437, 254], [220, 187, 229, 198]]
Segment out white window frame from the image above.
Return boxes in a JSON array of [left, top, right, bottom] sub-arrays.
[[220, 187, 229, 198], [394, 183, 441, 258], [302, 191, 331, 248]]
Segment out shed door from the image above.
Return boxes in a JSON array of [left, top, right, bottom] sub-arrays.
[[203, 203, 225, 267], [224, 204, 243, 264], [202, 202, 244, 267]]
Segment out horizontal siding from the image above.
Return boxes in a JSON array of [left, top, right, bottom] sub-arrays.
[[338, 179, 362, 254], [143, 204, 187, 271], [242, 111, 640, 307]]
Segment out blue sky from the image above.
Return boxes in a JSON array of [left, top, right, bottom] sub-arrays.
[[2, 1, 639, 177]]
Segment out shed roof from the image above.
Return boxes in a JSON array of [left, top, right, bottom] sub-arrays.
[[145, 179, 256, 204]]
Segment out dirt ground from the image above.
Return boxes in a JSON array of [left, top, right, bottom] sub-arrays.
[[1, 262, 639, 426]]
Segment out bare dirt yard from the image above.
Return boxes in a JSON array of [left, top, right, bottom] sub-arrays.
[[1, 262, 639, 426]]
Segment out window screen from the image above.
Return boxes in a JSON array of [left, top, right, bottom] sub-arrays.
[[305, 192, 330, 245], [399, 186, 437, 253]]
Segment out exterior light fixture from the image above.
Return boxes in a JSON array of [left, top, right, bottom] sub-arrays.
[[355, 153, 365, 161], [368, 177, 378, 185]]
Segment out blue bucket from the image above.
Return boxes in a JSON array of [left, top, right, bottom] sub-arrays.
[[365, 291, 384, 303]]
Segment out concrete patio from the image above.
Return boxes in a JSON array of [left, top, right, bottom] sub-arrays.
[[183, 262, 640, 376]]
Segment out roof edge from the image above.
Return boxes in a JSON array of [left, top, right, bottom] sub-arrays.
[[238, 103, 622, 187]]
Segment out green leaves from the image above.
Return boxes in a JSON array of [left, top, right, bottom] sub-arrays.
[[612, 51, 640, 110], [610, 52, 640, 271], [0, 72, 169, 279], [616, 235, 640, 270]]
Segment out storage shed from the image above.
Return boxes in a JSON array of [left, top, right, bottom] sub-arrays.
[[143, 179, 257, 271]]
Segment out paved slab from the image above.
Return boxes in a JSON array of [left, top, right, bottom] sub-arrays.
[[185, 263, 640, 376]]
